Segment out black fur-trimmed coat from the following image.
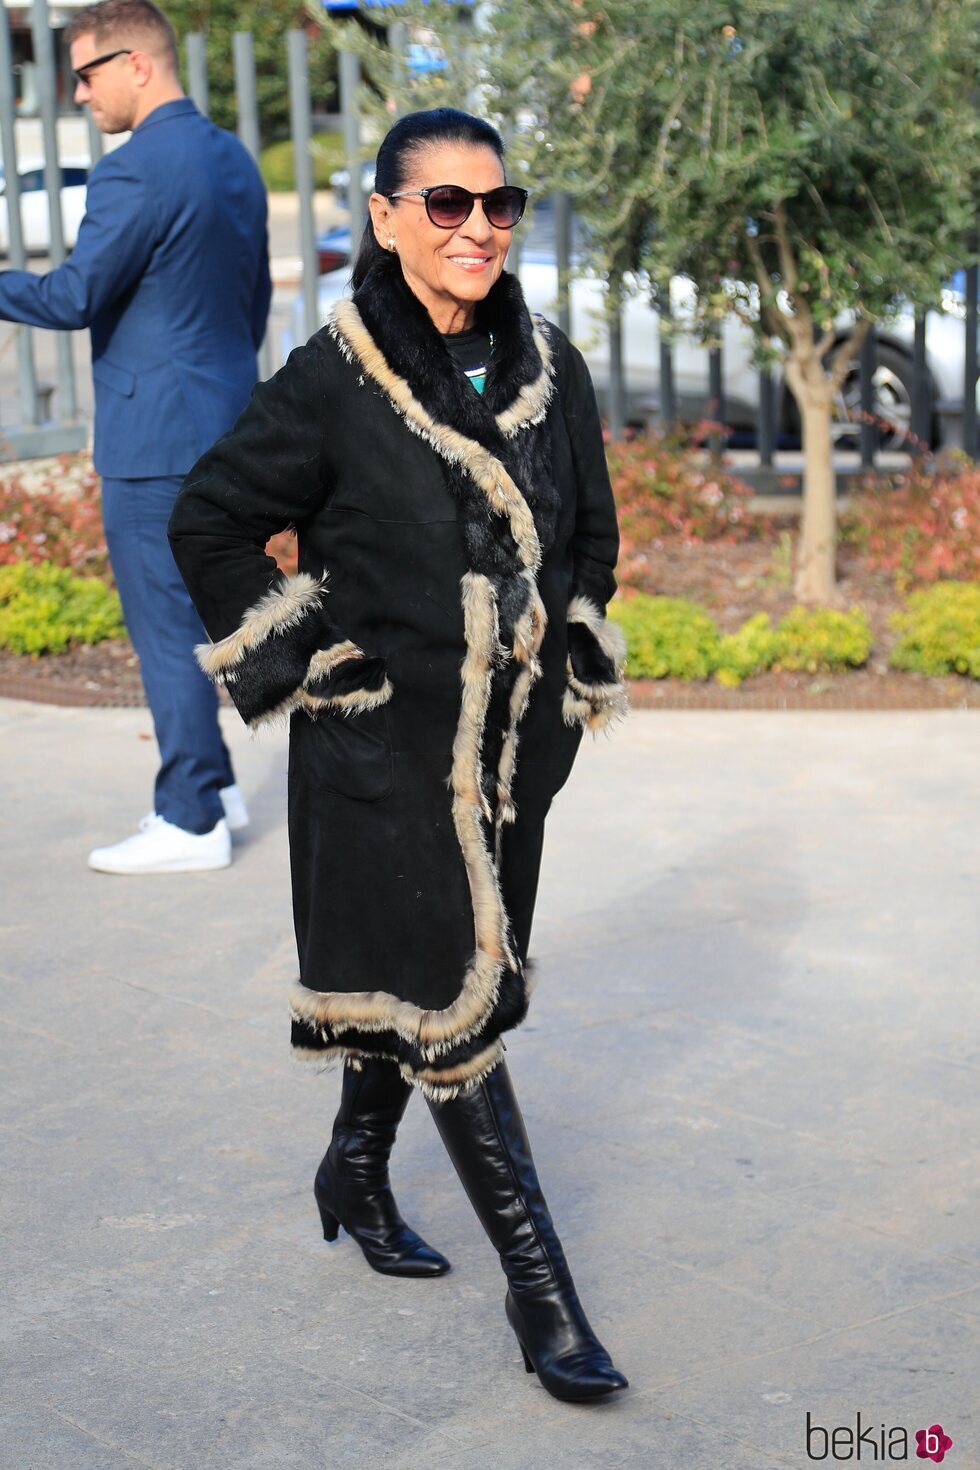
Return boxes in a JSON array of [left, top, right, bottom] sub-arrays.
[[169, 259, 626, 1098]]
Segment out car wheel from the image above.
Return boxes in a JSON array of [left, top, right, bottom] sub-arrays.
[[832, 343, 927, 451], [780, 344, 931, 452]]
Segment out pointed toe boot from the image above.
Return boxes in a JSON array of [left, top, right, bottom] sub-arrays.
[[316, 1059, 450, 1278], [428, 1061, 627, 1402]]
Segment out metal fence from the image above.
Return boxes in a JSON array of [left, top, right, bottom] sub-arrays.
[[1, 4, 977, 468]]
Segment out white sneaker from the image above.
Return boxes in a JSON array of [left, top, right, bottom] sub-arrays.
[[219, 783, 250, 832], [88, 814, 232, 875]]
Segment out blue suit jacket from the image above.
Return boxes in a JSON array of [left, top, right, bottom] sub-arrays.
[[0, 99, 271, 478]]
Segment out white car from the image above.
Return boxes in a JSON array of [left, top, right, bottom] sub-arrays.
[[0, 159, 89, 255], [291, 207, 978, 450]]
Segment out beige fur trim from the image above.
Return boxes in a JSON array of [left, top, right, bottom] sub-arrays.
[[495, 320, 555, 437], [300, 677, 394, 717], [195, 572, 325, 679], [564, 674, 629, 732], [568, 594, 628, 667], [330, 300, 541, 571], [304, 641, 362, 681]]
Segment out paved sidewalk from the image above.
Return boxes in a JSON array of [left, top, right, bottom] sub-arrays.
[[1, 700, 978, 1469]]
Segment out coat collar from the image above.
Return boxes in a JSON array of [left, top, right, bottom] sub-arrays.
[[329, 260, 557, 573]]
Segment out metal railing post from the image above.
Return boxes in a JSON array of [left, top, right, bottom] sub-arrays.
[[85, 110, 104, 166], [657, 290, 675, 429], [29, 0, 77, 421], [708, 343, 724, 456], [859, 326, 876, 468], [0, 3, 40, 426], [233, 30, 273, 379], [288, 30, 319, 344], [185, 32, 209, 117], [910, 310, 929, 455], [607, 290, 626, 441], [339, 49, 364, 243], [553, 191, 572, 338], [758, 366, 775, 466], [964, 248, 978, 461]]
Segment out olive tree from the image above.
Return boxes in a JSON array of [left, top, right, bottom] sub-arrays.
[[525, 0, 977, 601]]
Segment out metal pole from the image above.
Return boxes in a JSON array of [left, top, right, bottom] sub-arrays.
[[30, 0, 76, 420], [339, 50, 364, 243], [387, 20, 407, 117], [657, 289, 675, 429], [859, 325, 876, 468], [758, 366, 774, 466], [553, 191, 572, 338], [233, 31, 272, 378], [185, 32, 209, 117], [708, 344, 724, 456], [0, 4, 40, 425], [964, 248, 978, 461], [607, 288, 626, 441], [910, 310, 929, 455], [289, 30, 319, 344]]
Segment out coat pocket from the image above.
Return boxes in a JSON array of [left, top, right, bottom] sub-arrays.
[[292, 702, 394, 802]]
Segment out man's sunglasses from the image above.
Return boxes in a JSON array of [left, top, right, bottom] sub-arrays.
[[73, 49, 132, 86], [387, 184, 529, 230]]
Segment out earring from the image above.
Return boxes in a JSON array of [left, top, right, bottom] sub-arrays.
[[388, 237, 397, 252]]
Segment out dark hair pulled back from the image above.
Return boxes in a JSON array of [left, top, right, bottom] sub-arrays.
[[351, 107, 505, 291]]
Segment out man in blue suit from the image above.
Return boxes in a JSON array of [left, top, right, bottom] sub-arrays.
[[0, 0, 271, 873]]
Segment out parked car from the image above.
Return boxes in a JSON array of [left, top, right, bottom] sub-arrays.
[[300, 202, 978, 449], [0, 159, 89, 255]]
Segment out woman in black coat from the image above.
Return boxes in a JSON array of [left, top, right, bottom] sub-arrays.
[[169, 108, 628, 1402]]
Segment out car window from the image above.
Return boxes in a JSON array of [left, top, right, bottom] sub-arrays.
[[61, 168, 88, 187], [19, 169, 46, 193]]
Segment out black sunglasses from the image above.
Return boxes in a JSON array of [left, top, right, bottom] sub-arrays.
[[73, 48, 133, 86], [387, 184, 529, 230]]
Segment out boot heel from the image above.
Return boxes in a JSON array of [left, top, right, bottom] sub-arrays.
[[519, 1342, 534, 1374], [317, 1198, 340, 1242]]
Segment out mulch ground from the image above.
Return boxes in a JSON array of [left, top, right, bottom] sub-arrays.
[[2, 538, 978, 711]]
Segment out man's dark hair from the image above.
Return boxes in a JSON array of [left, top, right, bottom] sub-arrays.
[[351, 108, 506, 291], [66, 0, 178, 70]]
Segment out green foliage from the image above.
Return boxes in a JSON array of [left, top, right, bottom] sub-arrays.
[[715, 612, 780, 686], [609, 597, 872, 683], [608, 595, 720, 680], [260, 133, 346, 192], [771, 606, 872, 673], [889, 582, 980, 679], [167, 0, 338, 140], [0, 562, 124, 656]]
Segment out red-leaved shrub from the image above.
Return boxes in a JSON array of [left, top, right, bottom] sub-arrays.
[[844, 460, 980, 589]]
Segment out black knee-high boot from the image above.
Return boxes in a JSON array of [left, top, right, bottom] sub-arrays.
[[315, 1058, 450, 1277], [428, 1061, 627, 1401]]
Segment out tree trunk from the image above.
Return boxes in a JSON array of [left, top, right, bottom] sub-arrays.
[[788, 365, 837, 603]]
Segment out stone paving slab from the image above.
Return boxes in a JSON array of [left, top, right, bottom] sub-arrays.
[[1, 699, 978, 1469]]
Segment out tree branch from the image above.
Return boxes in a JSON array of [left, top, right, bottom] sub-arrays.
[[828, 318, 872, 393]]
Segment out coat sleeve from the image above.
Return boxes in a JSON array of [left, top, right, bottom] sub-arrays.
[[168, 336, 391, 729], [0, 153, 157, 329], [555, 331, 628, 733]]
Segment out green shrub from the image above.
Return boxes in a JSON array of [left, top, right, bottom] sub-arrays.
[[772, 606, 872, 673], [0, 562, 124, 655], [609, 595, 720, 680], [715, 613, 780, 686], [889, 581, 980, 678]]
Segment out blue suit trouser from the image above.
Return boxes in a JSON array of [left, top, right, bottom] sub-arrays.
[[101, 476, 233, 834]]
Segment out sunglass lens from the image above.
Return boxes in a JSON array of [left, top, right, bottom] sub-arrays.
[[485, 187, 527, 228], [426, 187, 472, 227]]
